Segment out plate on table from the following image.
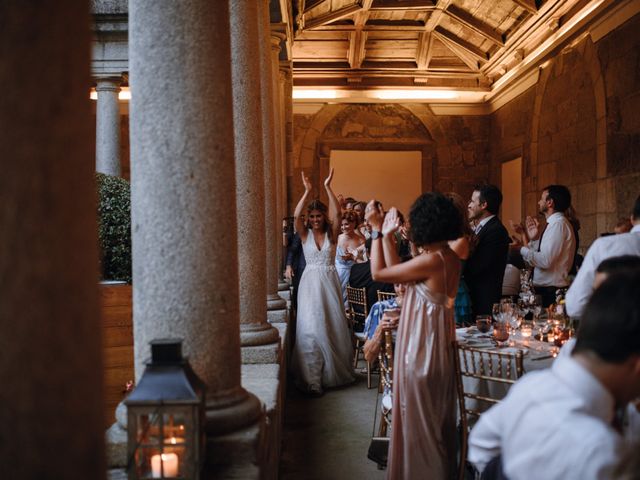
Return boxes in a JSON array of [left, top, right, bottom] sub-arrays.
[[499, 347, 529, 355], [463, 338, 494, 348]]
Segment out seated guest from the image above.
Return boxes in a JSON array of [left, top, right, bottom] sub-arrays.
[[511, 185, 576, 307], [348, 238, 395, 312], [566, 195, 640, 318], [468, 271, 640, 479], [501, 263, 521, 297], [362, 283, 405, 363]]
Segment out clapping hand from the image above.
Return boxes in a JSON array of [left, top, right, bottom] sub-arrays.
[[324, 167, 334, 188], [365, 199, 385, 231], [525, 216, 540, 240], [382, 207, 401, 236], [301, 171, 312, 193]]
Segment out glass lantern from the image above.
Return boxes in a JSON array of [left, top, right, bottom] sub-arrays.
[[125, 339, 205, 479]]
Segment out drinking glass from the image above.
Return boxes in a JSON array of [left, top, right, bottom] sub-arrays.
[[492, 303, 502, 323], [492, 321, 510, 347], [475, 315, 492, 334]]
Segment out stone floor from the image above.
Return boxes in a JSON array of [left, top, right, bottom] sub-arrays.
[[279, 373, 386, 480]]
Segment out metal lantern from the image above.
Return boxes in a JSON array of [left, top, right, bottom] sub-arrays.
[[125, 339, 205, 479]]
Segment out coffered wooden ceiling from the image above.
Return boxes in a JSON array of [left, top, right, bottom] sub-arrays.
[[290, 0, 606, 90]]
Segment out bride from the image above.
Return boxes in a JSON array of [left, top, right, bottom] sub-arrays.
[[291, 168, 355, 395]]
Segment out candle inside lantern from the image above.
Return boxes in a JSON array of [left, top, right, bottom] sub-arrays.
[[151, 453, 179, 478], [547, 333, 555, 343], [521, 326, 532, 338]]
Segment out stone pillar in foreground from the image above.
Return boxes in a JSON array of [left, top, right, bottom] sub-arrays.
[[95, 76, 122, 176], [0, 2, 105, 478], [259, 0, 287, 315], [129, 0, 261, 460], [282, 65, 295, 216], [229, 0, 280, 352]]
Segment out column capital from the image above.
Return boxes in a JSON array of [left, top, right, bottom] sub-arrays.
[[270, 31, 286, 51], [95, 76, 122, 92]]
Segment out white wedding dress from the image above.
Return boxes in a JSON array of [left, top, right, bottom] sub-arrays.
[[291, 230, 355, 393]]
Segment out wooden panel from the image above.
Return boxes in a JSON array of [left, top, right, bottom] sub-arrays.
[[100, 283, 133, 427]]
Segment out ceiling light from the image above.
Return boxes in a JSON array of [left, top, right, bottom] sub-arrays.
[[292, 89, 338, 99], [374, 89, 458, 100]]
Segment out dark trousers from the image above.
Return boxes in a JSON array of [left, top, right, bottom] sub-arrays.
[[534, 285, 561, 308]]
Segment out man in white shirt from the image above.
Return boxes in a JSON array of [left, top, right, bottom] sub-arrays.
[[512, 185, 576, 307], [566, 195, 640, 318], [468, 271, 640, 479]]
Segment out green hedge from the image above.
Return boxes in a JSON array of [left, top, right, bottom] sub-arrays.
[[97, 173, 132, 283]]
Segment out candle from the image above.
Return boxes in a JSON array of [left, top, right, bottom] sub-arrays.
[[521, 326, 532, 338], [547, 334, 555, 343], [151, 453, 178, 478]]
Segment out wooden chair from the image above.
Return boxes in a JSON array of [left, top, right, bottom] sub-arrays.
[[453, 343, 524, 480], [346, 285, 373, 388], [377, 290, 397, 303]]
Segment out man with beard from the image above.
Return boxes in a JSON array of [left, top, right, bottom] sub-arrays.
[[511, 185, 576, 307], [464, 184, 511, 316]]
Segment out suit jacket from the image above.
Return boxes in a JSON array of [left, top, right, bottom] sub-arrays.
[[348, 260, 395, 313], [285, 232, 306, 289], [464, 216, 511, 316]]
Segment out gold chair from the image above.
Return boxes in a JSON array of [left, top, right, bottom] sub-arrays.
[[346, 285, 373, 388], [377, 290, 397, 303], [453, 342, 524, 480], [377, 330, 394, 437]]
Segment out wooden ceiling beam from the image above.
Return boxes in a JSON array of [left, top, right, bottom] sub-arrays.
[[433, 30, 481, 71], [445, 4, 504, 46], [423, 0, 452, 31], [434, 26, 488, 63], [370, 0, 436, 10], [416, 31, 434, 70], [303, 2, 363, 30], [348, 30, 368, 68], [511, 0, 538, 14]]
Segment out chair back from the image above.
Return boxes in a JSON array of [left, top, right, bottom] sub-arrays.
[[377, 330, 394, 437], [346, 285, 368, 328], [453, 343, 524, 480], [376, 290, 396, 303]]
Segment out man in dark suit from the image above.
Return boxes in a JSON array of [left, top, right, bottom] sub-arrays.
[[464, 184, 511, 317], [285, 231, 306, 312], [349, 239, 395, 314]]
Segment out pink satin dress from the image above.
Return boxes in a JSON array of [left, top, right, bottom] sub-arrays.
[[387, 253, 458, 479]]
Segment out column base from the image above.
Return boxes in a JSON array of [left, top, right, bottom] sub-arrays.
[[240, 321, 280, 347], [241, 342, 281, 364], [205, 386, 263, 436], [267, 308, 288, 324], [266, 293, 287, 310]]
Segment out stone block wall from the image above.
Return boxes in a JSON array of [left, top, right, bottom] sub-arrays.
[[488, 12, 640, 251], [289, 104, 490, 214]]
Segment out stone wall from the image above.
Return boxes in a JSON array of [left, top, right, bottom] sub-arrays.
[[289, 104, 490, 213], [488, 12, 640, 250]]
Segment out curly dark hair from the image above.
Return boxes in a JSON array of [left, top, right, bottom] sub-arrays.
[[409, 192, 464, 247]]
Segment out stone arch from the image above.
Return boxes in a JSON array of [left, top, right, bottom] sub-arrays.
[[529, 34, 608, 243]]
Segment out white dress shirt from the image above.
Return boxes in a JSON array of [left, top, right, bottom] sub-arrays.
[[565, 225, 640, 318], [468, 355, 622, 480], [520, 212, 576, 288]]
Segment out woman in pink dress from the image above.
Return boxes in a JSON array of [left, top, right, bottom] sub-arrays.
[[365, 193, 463, 479]]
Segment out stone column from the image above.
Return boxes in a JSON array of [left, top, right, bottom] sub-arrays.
[[259, 0, 287, 315], [129, 0, 261, 447], [282, 65, 295, 215], [271, 36, 289, 293], [229, 0, 280, 353], [0, 2, 104, 478], [95, 76, 122, 176]]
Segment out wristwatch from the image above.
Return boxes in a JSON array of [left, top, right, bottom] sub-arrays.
[[371, 230, 383, 240]]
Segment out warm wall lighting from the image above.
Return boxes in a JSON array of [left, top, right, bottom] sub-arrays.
[[292, 89, 338, 99], [374, 89, 458, 100], [90, 86, 131, 101]]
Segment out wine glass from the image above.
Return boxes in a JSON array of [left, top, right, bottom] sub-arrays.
[[492, 320, 510, 347], [475, 315, 492, 334], [492, 303, 502, 323]]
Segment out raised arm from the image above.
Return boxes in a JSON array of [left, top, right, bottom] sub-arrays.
[[366, 201, 431, 284], [323, 168, 342, 240], [294, 171, 312, 241]]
